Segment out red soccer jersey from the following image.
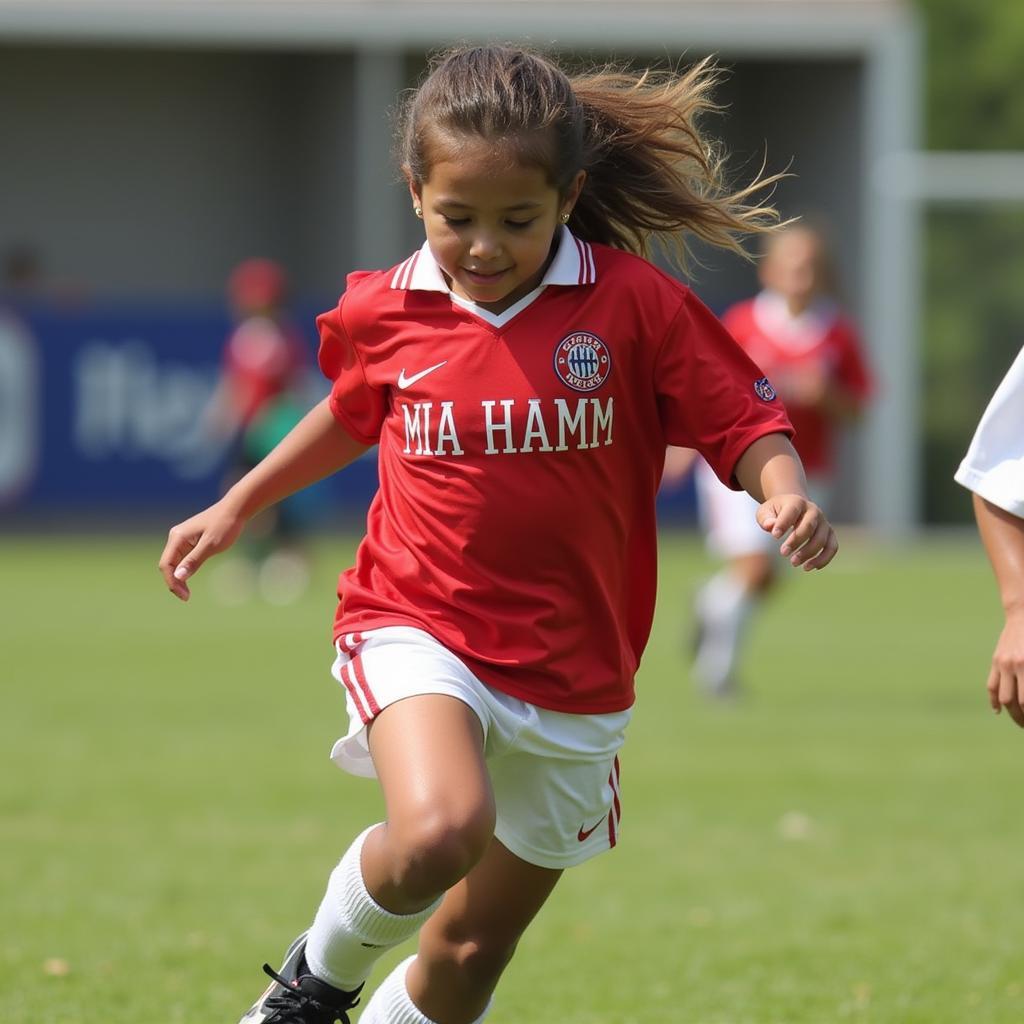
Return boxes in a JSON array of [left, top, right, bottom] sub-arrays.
[[223, 315, 307, 427], [317, 229, 792, 713], [721, 292, 872, 476]]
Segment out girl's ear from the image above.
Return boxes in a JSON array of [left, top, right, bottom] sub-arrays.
[[562, 170, 587, 216], [403, 166, 423, 210], [569, 170, 587, 203]]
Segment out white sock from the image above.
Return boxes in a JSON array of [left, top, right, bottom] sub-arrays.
[[358, 955, 493, 1024], [693, 570, 754, 693], [304, 825, 441, 991]]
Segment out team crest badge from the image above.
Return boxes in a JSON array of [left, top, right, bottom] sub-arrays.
[[554, 331, 612, 392], [753, 377, 777, 402]]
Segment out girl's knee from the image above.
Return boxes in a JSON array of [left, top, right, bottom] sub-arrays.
[[385, 805, 495, 896], [734, 553, 776, 593]]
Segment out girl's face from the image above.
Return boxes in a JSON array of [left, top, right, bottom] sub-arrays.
[[409, 135, 584, 314]]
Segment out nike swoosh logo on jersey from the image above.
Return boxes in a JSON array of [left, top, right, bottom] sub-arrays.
[[577, 816, 606, 842], [397, 360, 448, 389]]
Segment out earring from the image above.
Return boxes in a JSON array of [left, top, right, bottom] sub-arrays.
[[560, 212, 571, 223], [414, 206, 423, 219]]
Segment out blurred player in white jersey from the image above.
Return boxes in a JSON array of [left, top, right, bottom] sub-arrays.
[[955, 345, 1024, 728]]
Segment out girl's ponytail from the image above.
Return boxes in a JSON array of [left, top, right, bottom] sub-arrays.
[[569, 59, 784, 266]]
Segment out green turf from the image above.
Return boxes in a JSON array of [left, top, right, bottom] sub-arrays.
[[2, 530, 1021, 1023]]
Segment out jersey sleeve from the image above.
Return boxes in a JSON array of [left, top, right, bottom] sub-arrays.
[[316, 287, 386, 446], [954, 346, 1024, 517], [655, 290, 794, 488]]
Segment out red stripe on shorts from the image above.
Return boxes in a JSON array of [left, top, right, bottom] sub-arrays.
[[349, 651, 381, 717], [609, 755, 622, 821], [338, 631, 364, 654], [341, 661, 372, 723], [607, 755, 621, 847]]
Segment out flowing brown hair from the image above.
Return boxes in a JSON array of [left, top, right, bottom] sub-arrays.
[[397, 44, 785, 269]]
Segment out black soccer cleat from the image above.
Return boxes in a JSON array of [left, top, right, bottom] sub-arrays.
[[239, 930, 363, 1024]]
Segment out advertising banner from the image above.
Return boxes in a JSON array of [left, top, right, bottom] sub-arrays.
[[0, 302, 378, 524]]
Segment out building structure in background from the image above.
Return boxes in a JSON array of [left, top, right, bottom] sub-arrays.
[[0, 0, 920, 531]]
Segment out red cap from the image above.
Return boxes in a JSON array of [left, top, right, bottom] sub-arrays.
[[228, 258, 287, 311]]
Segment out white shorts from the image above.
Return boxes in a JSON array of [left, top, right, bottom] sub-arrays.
[[695, 459, 832, 559], [329, 626, 629, 870]]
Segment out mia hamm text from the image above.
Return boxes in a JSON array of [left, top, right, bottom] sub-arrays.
[[401, 397, 615, 457]]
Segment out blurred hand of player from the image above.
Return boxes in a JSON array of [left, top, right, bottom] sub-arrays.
[[756, 494, 837, 571], [661, 446, 699, 491], [779, 366, 829, 408], [988, 609, 1024, 728], [158, 500, 247, 601]]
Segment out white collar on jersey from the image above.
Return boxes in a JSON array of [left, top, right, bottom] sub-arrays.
[[389, 225, 597, 294], [752, 289, 839, 353]]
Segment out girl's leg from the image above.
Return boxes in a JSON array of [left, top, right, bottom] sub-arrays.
[[693, 551, 775, 696], [364, 693, 496, 910], [304, 694, 494, 991], [732, 551, 777, 595], [693, 461, 777, 696], [360, 839, 561, 1024]]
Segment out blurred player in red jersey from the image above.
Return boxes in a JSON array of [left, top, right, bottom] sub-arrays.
[[159, 47, 839, 1024], [665, 223, 872, 697], [206, 257, 313, 603]]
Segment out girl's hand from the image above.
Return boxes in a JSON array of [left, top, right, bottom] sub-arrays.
[[158, 500, 246, 601], [779, 366, 828, 408], [987, 609, 1024, 728], [756, 494, 838, 571]]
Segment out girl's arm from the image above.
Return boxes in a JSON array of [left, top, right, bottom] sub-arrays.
[[733, 432, 838, 571], [158, 397, 369, 601], [972, 493, 1024, 728], [660, 446, 699, 491]]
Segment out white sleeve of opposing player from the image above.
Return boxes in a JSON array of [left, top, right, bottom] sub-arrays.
[[954, 346, 1024, 517]]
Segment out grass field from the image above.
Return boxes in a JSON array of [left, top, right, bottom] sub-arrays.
[[2, 530, 1021, 1023]]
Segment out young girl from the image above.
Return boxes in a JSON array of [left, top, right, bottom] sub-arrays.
[[159, 45, 838, 1024], [664, 223, 870, 697]]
